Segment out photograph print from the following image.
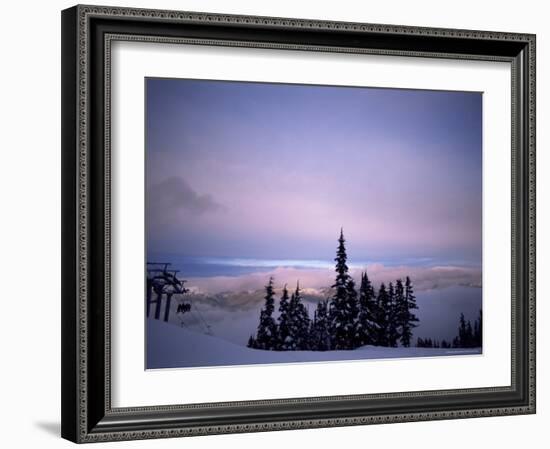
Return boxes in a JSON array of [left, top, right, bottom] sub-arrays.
[[145, 78, 483, 369]]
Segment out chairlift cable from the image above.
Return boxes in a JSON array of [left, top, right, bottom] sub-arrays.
[[192, 299, 212, 335]]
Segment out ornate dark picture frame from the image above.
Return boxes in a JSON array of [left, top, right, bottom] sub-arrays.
[[61, 4, 536, 443]]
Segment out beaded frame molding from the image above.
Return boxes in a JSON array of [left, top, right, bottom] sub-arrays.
[[61, 4, 536, 443]]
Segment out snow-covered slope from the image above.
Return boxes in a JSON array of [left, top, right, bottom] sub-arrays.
[[147, 319, 481, 369]]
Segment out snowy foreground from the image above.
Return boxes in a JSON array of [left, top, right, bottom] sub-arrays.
[[147, 319, 481, 369]]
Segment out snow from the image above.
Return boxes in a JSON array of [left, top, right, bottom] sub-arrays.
[[147, 319, 481, 369]]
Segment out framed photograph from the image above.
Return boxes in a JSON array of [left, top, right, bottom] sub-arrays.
[[61, 4, 536, 443]]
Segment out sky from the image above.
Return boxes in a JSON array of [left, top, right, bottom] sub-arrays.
[[146, 77, 482, 274], [145, 77, 483, 352]]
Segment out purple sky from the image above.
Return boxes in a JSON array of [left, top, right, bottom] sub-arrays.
[[146, 78, 482, 268]]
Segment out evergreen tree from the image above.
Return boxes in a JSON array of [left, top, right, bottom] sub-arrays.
[[277, 285, 292, 350], [254, 277, 278, 350], [479, 309, 483, 346], [458, 312, 467, 347], [247, 335, 257, 349], [400, 276, 419, 347], [295, 284, 311, 351], [374, 283, 390, 346], [328, 229, 359, 349], [357, 271, 378, 346], [393, 279, 406, 343], [346, 275, 360, 347], [387, 282, 400, 347], [417, 337, 441, 348], [286, 292, 298, 350], [452, 311, 482, 349], [473, 309, 482, 347], [478, 309, 483, 347], [283, 282, 311, 350], [311, 300, 331, 351]]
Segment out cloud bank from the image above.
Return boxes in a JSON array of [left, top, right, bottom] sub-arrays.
[[184, 263, 481, 301]]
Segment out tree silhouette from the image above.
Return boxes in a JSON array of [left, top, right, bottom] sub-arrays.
[[277, 284, 292, 350], [311, 300, 331, 351], [357, 271, 378, 346], [374, 283, 390, 346], [328, 229, 359, 350], [247, 335, 257, 349], [387, 282, 400, 347], [473, 309, 482, 347], [253, 277, 278, 350], [452, 311, 481, 348], [457, 312, 467, 347], [290, 282, 311, 350], [400, 276, 419, 347]]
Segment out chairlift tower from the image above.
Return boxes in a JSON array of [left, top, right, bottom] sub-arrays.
[[146, 262, 190, 322]]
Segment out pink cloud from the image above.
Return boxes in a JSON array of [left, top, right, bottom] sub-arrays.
[[186, 264, 481, 295]]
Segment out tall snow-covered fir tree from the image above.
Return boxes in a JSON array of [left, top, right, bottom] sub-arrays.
[[399, 276, 419, 347], [311, 300, 331, 351], [288, 282, 311, 350], [276, 284, 291, 350], [328, 229, 359, 350], [374, 283, 390, 346], [393, 279, 406, 345], [346, 275, 359, 347], [387, 282, 400, 347], [252, 276, 278, 350], [357, 271, 378, 346]]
